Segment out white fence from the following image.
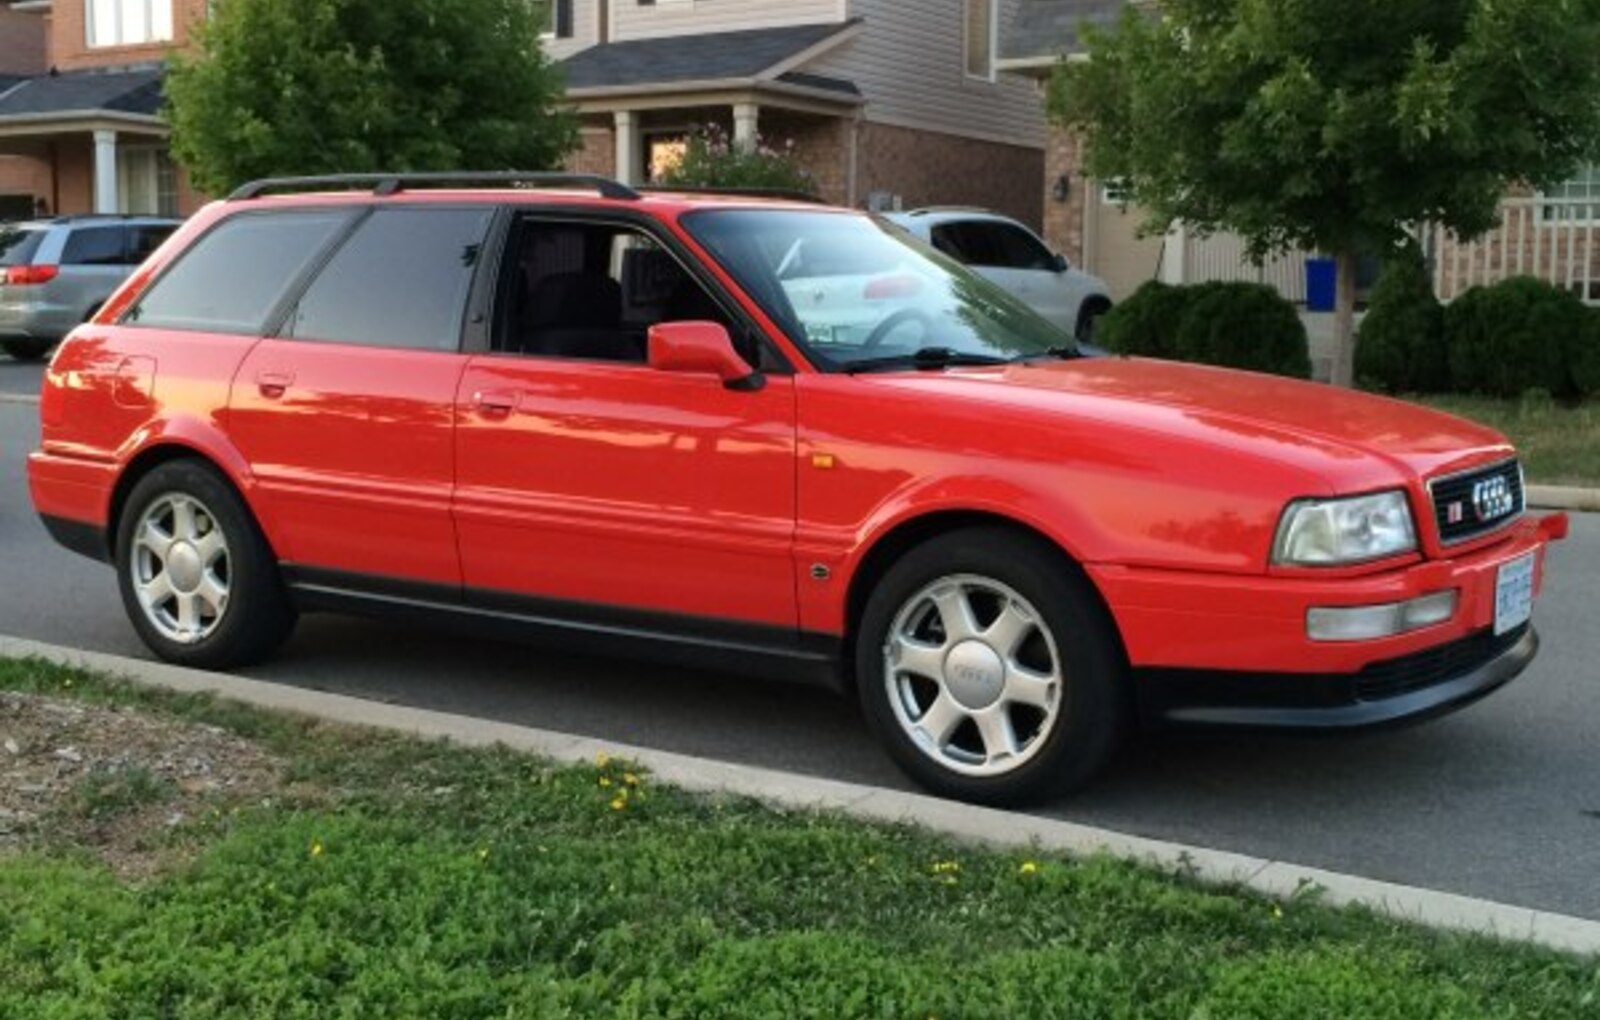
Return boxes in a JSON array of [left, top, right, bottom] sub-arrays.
[[1420, 197, 1600, 305], [1172, 230, 1313, 303]]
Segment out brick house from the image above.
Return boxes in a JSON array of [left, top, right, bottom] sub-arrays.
[[1004, 0, 1600, 305], [544, 0, 1049, 229], [0, 0, 1054, 229], [0, 0, 208, 219]]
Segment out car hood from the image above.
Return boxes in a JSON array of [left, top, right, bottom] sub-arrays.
[[874, 356, 1513, 492]]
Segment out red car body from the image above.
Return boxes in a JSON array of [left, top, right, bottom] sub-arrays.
[[29, 182, 1566, 745]]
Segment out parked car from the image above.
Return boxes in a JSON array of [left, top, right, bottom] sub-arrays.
[[884, 208, 1112, 342], [29, 174, 1567, 805], [0, 215, 181, 361]]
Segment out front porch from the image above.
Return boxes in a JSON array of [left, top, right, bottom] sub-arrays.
[[0, 67, 193, 218]]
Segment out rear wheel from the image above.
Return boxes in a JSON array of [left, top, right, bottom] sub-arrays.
[[855, 527, 1126, 805], [1, 339, 50, 361], [115, 460, 296, 668]]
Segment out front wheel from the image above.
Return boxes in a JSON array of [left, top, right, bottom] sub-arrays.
[[855, 527, 1126, 805], [115, 460, 296, 669], [1, 339, 51, 362]]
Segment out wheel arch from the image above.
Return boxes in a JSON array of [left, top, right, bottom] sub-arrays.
[[107, 434, 266, 561], [839, 508, 1128, 693]]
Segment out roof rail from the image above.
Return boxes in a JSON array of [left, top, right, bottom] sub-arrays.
[[228, 172, 641, 202], [637, 185, 829, 205]]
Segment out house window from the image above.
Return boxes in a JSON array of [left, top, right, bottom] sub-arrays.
[[118, 146, 179, 216], [1543, 165, 1600, 223], [965, 0, 997, 81], [86, 0, 174, 48], [542, 0, 574, 39]]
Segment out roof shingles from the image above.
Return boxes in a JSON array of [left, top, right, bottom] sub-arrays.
[[562, 21, 859, 91], [0, 67, 164, 120]]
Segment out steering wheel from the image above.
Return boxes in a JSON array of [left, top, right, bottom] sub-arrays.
[[861, 307, 936, 351]]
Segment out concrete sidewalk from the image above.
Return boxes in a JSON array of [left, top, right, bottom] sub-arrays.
[[2, 633, 1596, 958]]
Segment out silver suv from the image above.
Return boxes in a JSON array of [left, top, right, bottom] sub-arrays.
[[0, 215, 180, 361]]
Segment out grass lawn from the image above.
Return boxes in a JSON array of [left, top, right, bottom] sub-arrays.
[[1405, 394, 1600, 487], [1, 658, 1596, 1018]]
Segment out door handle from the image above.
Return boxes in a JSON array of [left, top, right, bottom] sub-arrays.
[[255, 371, 294, 399], [474, 390, 518, 417]]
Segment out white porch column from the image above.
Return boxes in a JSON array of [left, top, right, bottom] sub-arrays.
[[732, 102, 760, 153], [92, 129, 118, 214], [613, 110, 641, 186]]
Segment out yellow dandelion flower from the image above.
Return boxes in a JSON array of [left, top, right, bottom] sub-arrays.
[[309, 839, 324, 858], [610, 796, 627, 811], [1019, 861, 1038, 875], [1272, 904, 1284, 920], [623, 773, 640, 787], [599, 776, 612, 788], [595, 751, 611, 768]]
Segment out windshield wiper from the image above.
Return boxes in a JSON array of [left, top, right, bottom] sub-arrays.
[[844, 347, 1012, 374], [1015, 344, 1081, 363]]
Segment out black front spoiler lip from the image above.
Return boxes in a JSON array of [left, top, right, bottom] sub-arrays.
[[1138, 627, 1539, 732]]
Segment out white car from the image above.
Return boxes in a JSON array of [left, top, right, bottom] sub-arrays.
[[884, 209, 1112, 342]]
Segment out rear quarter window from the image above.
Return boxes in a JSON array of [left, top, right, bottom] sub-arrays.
[[126, 210, 353, 335], [62, 226, 128, 266], [0, 228, 45, 267]]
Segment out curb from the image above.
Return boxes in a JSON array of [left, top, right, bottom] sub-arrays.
[[0, 393, 39, 405], [1528, 484, 1600, 513], [2, 633, 1597, 958]]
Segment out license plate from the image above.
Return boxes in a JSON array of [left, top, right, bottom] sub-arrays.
[[1494, 552, 1536, 636]]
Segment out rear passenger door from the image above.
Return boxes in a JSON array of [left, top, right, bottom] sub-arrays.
[[228, 205, 496, 590]]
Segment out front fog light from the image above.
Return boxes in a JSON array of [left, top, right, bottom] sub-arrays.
[[1306, 590, 1458, 642]]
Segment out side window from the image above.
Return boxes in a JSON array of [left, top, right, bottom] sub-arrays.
[[61, 227, 127, 266], [127, 211, 352, 335], [497, 218, 740, 365], [127, 224, 177, 263], [988, 223, 1057, 271], [288, 207, 493, 351]]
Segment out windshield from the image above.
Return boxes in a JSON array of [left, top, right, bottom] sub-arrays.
[[680, 209, 1074, 370], [0, 227, 44, 268]]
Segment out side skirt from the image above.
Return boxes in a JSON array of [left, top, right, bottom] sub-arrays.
[[280, 565, 845, 690]]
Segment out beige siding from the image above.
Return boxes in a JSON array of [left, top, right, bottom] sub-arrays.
[[805, 0, 1045, 150], [542, 1, 604, 61], [613, 0, 844, 41]]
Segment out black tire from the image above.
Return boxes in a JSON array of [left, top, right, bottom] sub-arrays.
[[855, 526, 1126, 806], [1, 339, 51, 362], [115, 459, 296, 669]]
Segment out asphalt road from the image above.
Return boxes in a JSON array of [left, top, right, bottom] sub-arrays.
[[3, 352, 1598, 918]]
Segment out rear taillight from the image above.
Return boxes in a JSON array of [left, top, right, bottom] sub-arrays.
[[6, 264, 58, 286]]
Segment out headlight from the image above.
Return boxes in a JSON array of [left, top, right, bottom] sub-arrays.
[[1272, 491, 1417, 566]]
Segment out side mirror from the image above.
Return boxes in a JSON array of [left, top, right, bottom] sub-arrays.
[[1051, 253, 1071, 274], [648, 321, 764, 391]]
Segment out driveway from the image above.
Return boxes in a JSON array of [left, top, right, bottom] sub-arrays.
[[3, 350, 1597, 918]]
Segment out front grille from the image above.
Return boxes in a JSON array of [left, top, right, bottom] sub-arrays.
[[1429, 459, 1523, 545], [1354, 624, 1528, 702]]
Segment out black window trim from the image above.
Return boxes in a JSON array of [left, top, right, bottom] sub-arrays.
[[119, 205, 367, 337], [470, 205, 794, 376], [273, 202, 505, 354]]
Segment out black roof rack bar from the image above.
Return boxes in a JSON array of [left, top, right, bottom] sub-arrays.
[[228, 172, 641, 202], [636, 185, 829, 205]]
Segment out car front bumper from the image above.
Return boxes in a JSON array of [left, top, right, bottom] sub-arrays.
[[1090, 513, 1565, 730]]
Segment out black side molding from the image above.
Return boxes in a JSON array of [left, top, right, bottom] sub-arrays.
[[39, 513, 110, 564]]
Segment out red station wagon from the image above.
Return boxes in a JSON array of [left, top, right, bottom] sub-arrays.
[[28, 173, 1570, 804]]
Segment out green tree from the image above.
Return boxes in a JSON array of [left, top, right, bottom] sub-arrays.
[[1049, 0, 1600, 387], [166, 0, 577, 195]]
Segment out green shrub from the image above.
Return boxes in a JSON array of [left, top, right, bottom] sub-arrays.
[[1445, 277, 1585, 397], [1573, 308, 1600, 397], [1174, 282, 1312, 379], [657, 125, 817, 196], [1097, 280, 1194, 359], [1354, 245, 1448, 393]]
